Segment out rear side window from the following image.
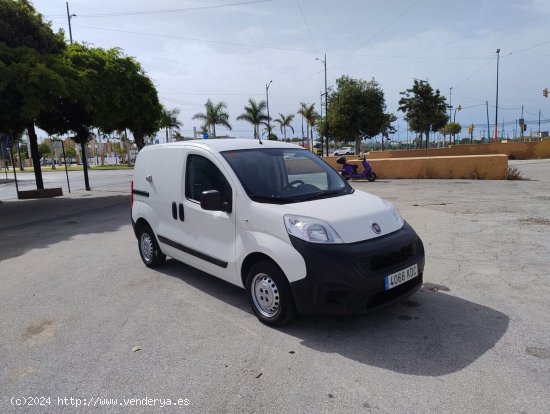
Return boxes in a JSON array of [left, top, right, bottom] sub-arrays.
[[185, 154, 232, 204]]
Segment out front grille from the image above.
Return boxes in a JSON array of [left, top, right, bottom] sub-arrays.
[[360, 243, 415, 274]]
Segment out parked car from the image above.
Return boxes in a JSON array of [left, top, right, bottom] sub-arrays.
[[333, 146, 355, 156], [131, 139, 424, 326]]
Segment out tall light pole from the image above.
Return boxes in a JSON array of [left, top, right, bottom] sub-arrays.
[[266, 80, 272, 139], [316, 54, 328, 156], [494, 48, 500, 143], [448, 87, 453, 122], [66, 2, 76, 44]]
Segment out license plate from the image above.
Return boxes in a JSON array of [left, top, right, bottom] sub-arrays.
[[384, 264, 418, 290]]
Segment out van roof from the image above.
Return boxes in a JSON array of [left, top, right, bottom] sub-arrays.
[[151, 139, 302, 152]]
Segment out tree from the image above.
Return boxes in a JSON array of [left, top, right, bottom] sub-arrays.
[[398, 80, 448, 149], [327, 75, 394, 154], [160, 107, 182, 142], [192, 99, 231, 138], [37, 44, 163, 189], [237, 98, 268, 139], [297, 103, 318, 150], [439, 122, 461, 145], [38, 141, 50, 158], [0, 0, 66, 189], [262, 123, 278, 140], [274, 113, 295, 141]]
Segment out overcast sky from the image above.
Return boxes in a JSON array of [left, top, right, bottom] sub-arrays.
[[32, 0, 550, 142]]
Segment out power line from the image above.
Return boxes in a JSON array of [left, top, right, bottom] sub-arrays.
[[44, 0, 273, 18], [295, 0, 318, 53], [68, 23, 317, 54], [353, 0, 423, 50]]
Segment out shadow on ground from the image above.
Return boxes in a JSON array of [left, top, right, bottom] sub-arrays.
[[156, 259, 509, 377], [0, 195, 130, 262]]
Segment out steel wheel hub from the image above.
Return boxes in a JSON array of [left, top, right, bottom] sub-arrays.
[[252, 273, 280, 318], [140, 233, 154, 263]]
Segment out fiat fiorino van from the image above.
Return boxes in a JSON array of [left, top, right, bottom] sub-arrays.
[[131, 139, 424, 326]]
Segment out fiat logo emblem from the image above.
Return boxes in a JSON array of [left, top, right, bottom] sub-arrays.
[[371, 223, 381, 234]]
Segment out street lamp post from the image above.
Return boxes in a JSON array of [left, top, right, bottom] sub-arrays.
[[316, 54, 328, 156], [449, 87, 452, 122], [66, 2, 76, 44], [453, 105, 461, 144], [494, 48, 500, 143], [266, 80, 272, 140]]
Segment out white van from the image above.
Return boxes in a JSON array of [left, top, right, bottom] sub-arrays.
[[131, 139, 424, 326]]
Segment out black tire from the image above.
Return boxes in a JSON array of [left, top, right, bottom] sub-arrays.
[[367, 172, 377, 182], [246, 260, 297, 326], [137, 224, 166, 268]]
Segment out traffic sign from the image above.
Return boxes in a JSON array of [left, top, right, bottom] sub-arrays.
[[203, 132, 209, 139]]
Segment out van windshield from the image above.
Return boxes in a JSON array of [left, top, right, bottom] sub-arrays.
[[221, 148, 353, 204]]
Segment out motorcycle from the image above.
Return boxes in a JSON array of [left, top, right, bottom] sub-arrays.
[[336, 155, 377, 182]]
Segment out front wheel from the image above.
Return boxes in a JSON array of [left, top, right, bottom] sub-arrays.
[[138, 224, 166, 268], [367, 172, 377, 182], [246, 261, 297, 326]]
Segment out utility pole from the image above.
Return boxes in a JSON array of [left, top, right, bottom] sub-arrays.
[[494, 49, 500, 143], [66, 2, 76, 44], [486, 101, 490, 142], [539, 110, 541, 139], [265, 80, 272, 139], [316, 54, 329, 156], [449, 87, 452, 122]]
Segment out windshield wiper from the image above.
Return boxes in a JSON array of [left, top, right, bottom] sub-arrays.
[[293, 189, 346, 202]]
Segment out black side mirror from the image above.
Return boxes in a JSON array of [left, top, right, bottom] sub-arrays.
[[201, 190, 232, 213]]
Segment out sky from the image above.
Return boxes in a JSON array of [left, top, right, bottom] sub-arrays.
[[31, 0, 550, 142]]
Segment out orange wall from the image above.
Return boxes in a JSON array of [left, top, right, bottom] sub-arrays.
[[366, 140, 550, 160], [325, 155, 509, 180]]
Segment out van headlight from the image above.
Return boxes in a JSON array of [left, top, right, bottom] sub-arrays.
[[381, 200, 404, 227], [284, 215, 343, 244]]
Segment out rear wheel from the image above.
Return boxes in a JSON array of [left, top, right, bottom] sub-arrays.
[[138, 224, 166, 268], [246, 261, 297, 326]]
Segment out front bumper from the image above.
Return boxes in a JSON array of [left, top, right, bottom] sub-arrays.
[[289, 221, 425, 316]]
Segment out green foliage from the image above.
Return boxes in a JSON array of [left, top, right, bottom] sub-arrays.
[[398, 80, 448, 148], [0, 1, 69, 133], [237, 98, 268, 139], [0, 0, 65, 54], [37, 141, 50, 157], [274, 113, 295, 141], [193, 99, 231, 138], [0, 0, 70, 188], [297, 103, 318, 148], [440, 122, 461, 136], [36, 44, 163, 149], [327, 76, 394, 152]]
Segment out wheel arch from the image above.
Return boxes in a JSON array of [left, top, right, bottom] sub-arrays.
[[241, 252, 281, 287]]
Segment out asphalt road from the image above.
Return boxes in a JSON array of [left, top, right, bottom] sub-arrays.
[[0, 168, 133, 201], [0, 160, 549, 413]]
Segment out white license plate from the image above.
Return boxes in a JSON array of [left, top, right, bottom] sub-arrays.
[[384, 264, 418, 290]]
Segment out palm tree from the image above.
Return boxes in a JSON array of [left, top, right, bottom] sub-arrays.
[[237, 98, 268, 139], [274, 113, 295, 141], [297, 103, 318, 149], [262, 123, 278, 140], [160, 107, 182, 142], [192, 99, 232, 138]]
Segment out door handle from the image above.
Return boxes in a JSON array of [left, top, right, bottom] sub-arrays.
[[171, 202, 177, 220], [179, 203, 184, 222]]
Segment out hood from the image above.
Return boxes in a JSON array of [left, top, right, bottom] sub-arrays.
[[258, 190, 404, 244]]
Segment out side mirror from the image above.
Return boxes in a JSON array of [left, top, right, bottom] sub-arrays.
[[201, 190, 232, 213]]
